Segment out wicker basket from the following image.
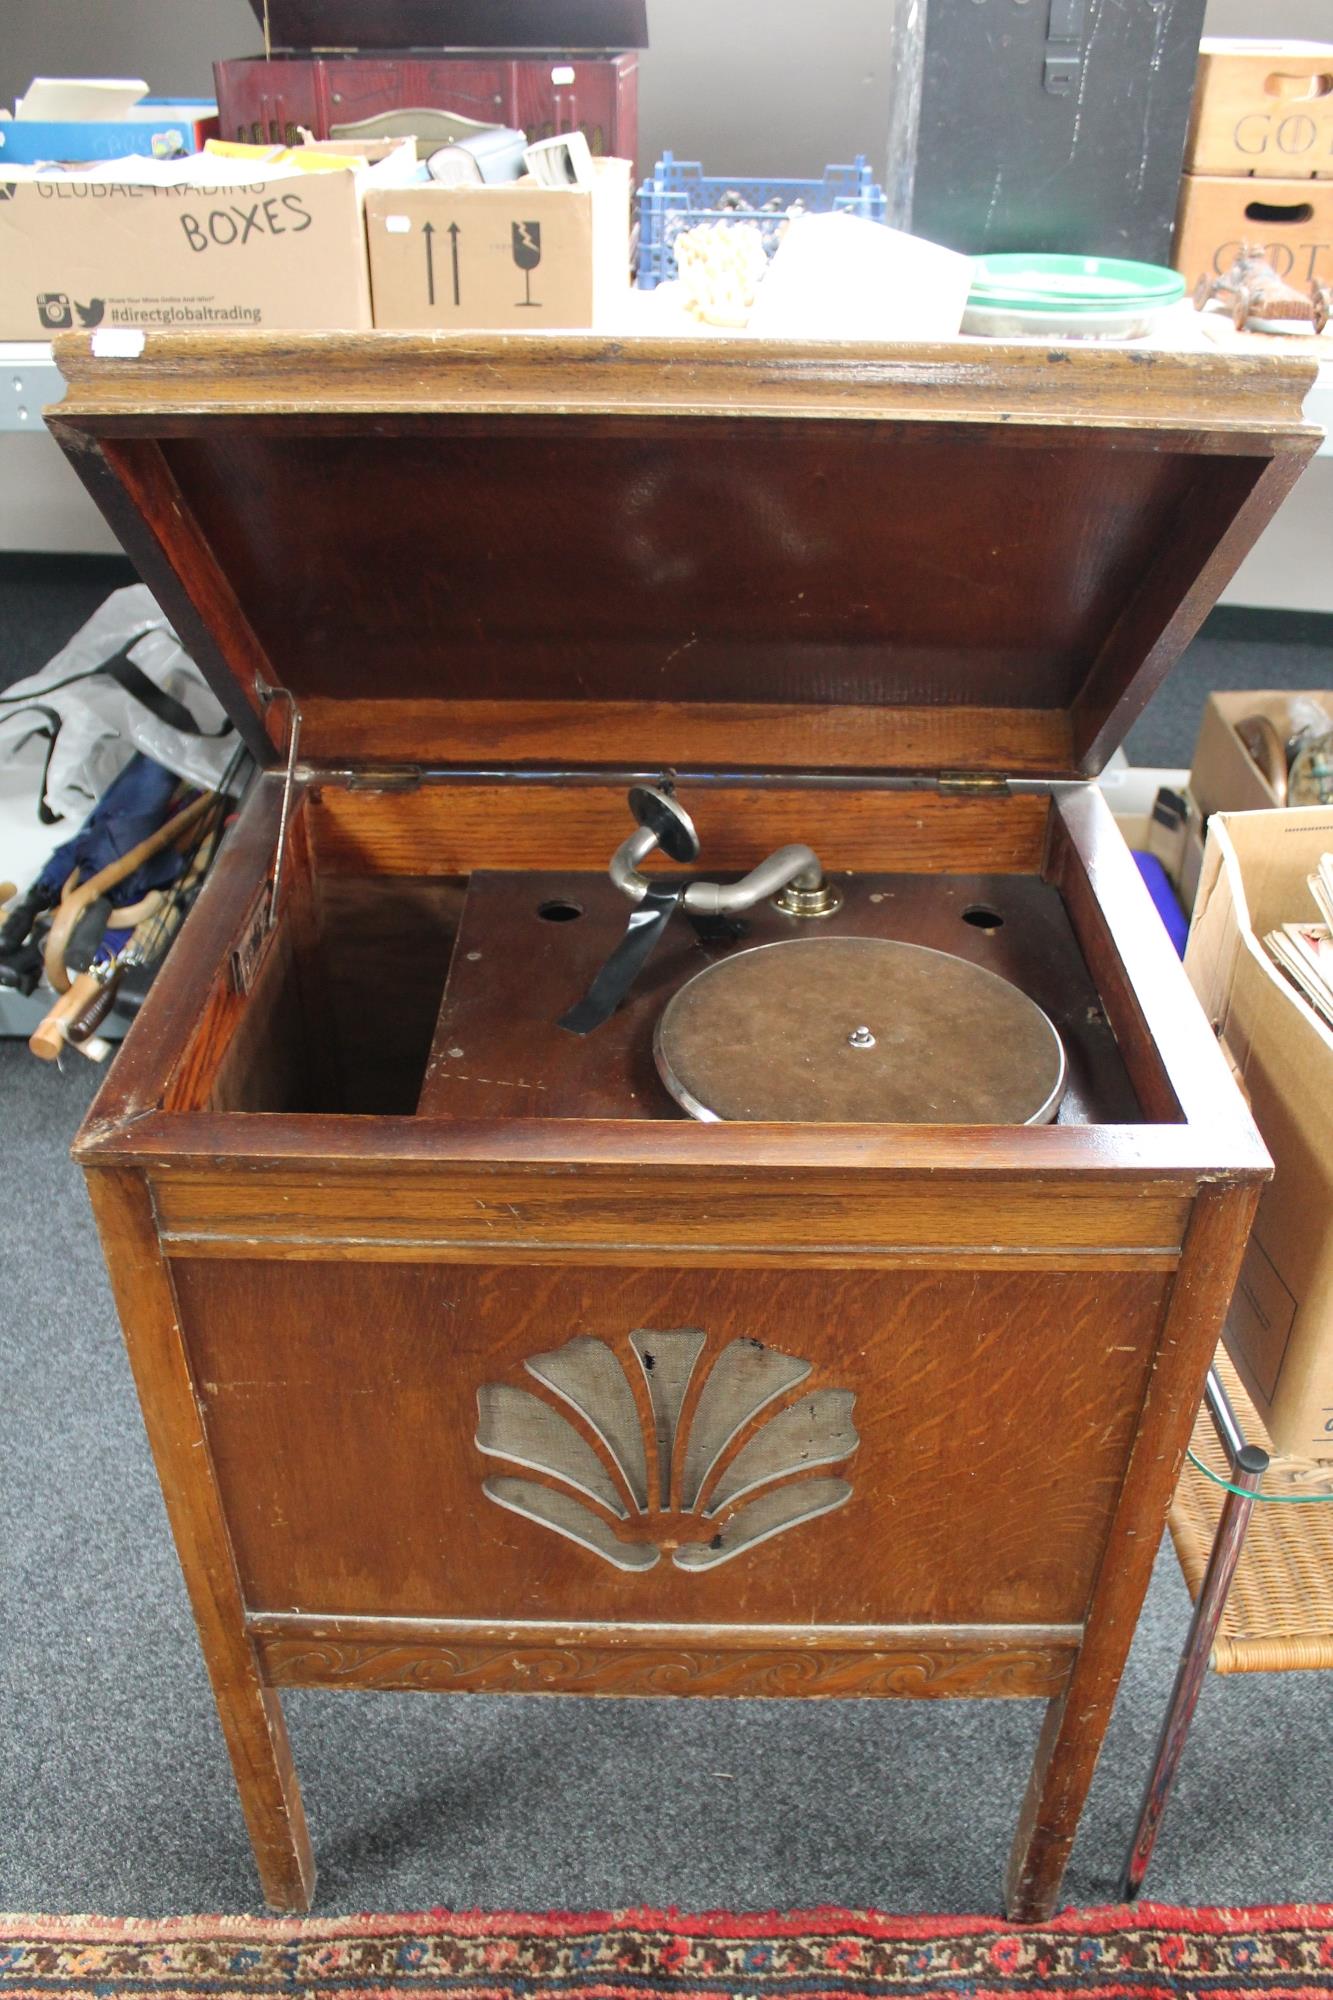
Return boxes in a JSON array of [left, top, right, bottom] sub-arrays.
[[1169, 1352, 1333, 1674]]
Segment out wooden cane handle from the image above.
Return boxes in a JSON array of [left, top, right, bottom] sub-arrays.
[[66, 974, 121, 1045], [107, 888, 164, 929], [29, 971, 103, 1062], [43, 791, 213, 994]]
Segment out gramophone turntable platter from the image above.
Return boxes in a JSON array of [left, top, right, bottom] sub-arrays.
[[654, 936, 1067, 1125]]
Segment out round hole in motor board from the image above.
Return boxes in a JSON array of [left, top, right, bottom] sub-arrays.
[[962, 904, 1004, 931], [537, 899, 584, 922]]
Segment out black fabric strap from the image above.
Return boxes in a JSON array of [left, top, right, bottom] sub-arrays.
[[557, 881, 685, 1035], [6, 706, 63, 823], [102, 649, 232, 738], [0, 630, 230, 738]]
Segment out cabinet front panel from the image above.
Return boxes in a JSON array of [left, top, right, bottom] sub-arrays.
[[173, 1257, 1169, 1628]]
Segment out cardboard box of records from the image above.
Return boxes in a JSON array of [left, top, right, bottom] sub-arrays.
[[1186, 808, 1333, 1458], [1146, 689, 1332, 915]]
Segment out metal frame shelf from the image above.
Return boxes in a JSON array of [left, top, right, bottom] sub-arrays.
[[1, 341, 67, 433]]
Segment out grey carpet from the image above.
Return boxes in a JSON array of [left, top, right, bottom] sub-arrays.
[[0, 553, 136, 692], [1, 562, 1331, 1917], [2, 1042, 1332, 1919], [1123, 607, 1333, 770]]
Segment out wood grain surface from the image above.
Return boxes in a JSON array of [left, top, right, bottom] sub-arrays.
[[171, 1256, 1170, 1629], [255, 1621, 1078, 1701], [84, 1168, 316, 1911], [1004, 1180, 1262, 1920], [48, 334, 1319, 783], [150, 1165, 1196, 1257], [51, 330, 1318, 429], [296, 700, 1074, 776], [307, 780, 1053, 878]]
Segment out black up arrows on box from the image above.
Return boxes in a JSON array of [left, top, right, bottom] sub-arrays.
[[422, 220, 463, 308], [423, 219, 435, 306]]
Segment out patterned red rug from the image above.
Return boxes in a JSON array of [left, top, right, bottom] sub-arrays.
[[3, 1904, 1333, 1999]]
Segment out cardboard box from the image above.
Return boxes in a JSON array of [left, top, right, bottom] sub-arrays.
[[1186, 39, 1333, 180], [0, 100, 219, 166], [366, 158, 630, 330], [1190, 688, 1332, 821], [1144, 782, 1208, 914], [1186, 808, 1333, 1456], [1174, 168, 1333, 289], [0, 145, 412, 339]]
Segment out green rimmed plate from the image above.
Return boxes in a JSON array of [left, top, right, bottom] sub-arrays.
[[963, 253, 1185, 340]]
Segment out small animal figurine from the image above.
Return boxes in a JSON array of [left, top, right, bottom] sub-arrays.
[[1194, 244, 1330, 335]]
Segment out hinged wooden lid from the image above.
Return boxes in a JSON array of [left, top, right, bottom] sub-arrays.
[[50, 331, 1318, 781]]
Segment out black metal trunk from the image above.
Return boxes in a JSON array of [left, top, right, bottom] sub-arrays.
[[887, 0, 1206, 263]]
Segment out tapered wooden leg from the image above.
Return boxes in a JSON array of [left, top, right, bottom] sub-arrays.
[[85, 1167, 316, 1910], [1005, 1685, 1106, 1921], [211, 1674, 316, 1911], [1005, 1183, 1262, 1922]]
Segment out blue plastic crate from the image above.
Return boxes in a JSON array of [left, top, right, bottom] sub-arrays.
[[636, 151, 888, 290]]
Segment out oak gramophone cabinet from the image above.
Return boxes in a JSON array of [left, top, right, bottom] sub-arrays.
[[50, 331, 1316, 1917]]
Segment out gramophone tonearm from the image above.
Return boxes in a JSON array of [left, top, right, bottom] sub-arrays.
[[557, 781, 841, 1034]]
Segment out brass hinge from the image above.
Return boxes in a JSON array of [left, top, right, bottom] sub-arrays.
[[937, 771, 1011, 796]]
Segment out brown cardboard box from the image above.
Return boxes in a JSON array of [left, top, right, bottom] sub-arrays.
[[1174, 170, 1333, 289], [1186, 39, 1333, 180], [1186, 808, 1333, 1457], [365, 158, 629, 330], [0, 147, 411, 338], [1190, 688, 1333, 821]]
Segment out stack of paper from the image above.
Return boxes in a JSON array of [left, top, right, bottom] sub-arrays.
[[14, 79, 149, 121], [1264, 852, 1333, 1028], [1311, 853, 1333, 932]]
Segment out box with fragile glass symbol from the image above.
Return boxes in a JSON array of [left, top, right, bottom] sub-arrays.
[[365, 160, 630, 329]]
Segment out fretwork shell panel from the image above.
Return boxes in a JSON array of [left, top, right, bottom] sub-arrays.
[[174, 1257, 1171, 1626], [477, 1328, 858, 1572]]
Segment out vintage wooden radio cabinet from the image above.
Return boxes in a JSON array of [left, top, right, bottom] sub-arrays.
[[49, 331, 1316, 1917]]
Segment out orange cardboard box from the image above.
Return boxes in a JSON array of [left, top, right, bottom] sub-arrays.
[[1186, 38, 1333, 180], [1174, 169, 1333, 291]]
